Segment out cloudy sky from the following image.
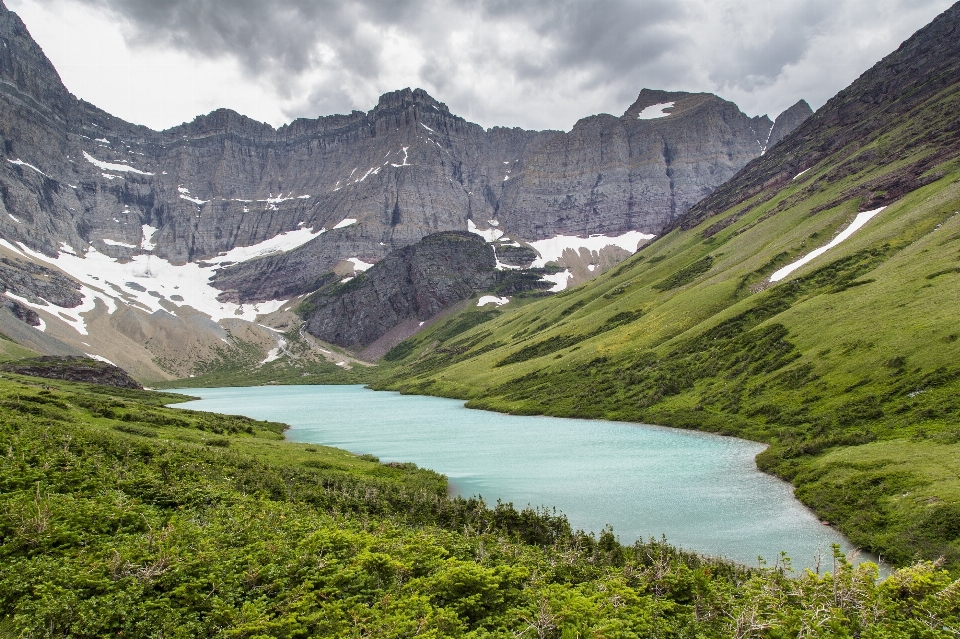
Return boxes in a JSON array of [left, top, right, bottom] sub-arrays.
[[8, 0, 954, 132]]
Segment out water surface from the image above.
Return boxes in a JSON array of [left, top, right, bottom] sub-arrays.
[[171, 384, 862, 570]]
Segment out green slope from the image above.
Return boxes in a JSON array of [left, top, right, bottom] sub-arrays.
[[375, 5, 960, 568]]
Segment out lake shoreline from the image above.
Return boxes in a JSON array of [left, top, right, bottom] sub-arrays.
[[168, 384, 876, 572]]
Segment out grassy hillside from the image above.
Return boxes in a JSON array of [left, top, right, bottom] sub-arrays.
[[374, 76, 960, 568], [3, 370, 960, 636]]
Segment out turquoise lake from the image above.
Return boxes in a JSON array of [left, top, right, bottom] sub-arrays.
[[170, 384, 869, 571]]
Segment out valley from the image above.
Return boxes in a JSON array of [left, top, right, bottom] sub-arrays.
[[0, 0, 959, 635]]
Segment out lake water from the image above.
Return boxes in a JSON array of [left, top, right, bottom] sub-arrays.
[[170, 384, 866, 571]]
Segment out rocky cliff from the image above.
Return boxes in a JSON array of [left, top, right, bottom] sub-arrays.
[[301, 232, 550, 349], [0, 0, 811, 375]]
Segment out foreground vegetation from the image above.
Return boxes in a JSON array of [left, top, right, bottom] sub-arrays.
[[2, 371, 959, 637]]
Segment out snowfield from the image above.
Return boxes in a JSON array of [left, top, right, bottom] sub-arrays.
[[636, 102, 676, 119], [0, 225, 327, 334], [467, 219, 504, 242], [770, 207, 886, 282], [528, 231, 654, 268], [477, 295, 510, 306]]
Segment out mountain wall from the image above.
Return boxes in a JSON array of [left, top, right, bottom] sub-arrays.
[[0, 0, 811, 377], [0, 0, 806, 301]]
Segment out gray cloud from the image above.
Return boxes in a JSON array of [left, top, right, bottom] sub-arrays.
[[31, 0, 958, 129]]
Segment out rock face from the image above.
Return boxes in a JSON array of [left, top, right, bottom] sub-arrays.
[[0, 355, 143, 389], [2, 297, 39, 325], [302, 232, 500, 348], [0, 256, 82, 308], [766, 100, 814, 150], [0, 0, 808, 307]]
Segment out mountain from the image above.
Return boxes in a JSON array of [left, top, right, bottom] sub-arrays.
[[764, 100, 814, 151], [374, 3, 960, 567], [0, 0, 811, 379]]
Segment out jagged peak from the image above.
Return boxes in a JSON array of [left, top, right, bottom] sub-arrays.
[[162, 108, 276, 137], [370, 87, 451, 117], [0, 0, 73, 111]]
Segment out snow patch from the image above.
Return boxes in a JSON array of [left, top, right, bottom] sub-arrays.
[[770, 207, 886, 282], [83, 151, 152, 175], [180, 194, 207, 205], [260, 337, 287, 365], [85, 353, 116, 366], [477, 295, 509, 307], [333, 218, 357, 230], [636, 102, 675, 119], [211, 227, 325, 264], [140, 225, 158, 251], [528, 231, 655, 268], [419, 122, 434, 132], [793, 168, 811, 180], [542, 270, 572, 293], [7, 159, 48, 177], [8, 213, 19, 223], [347, 257, 374, 272], [467, 219, 504, 242], [102, 239, 137, 249], [390, 147, 411, 167]]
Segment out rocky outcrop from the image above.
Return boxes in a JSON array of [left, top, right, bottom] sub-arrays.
[[2, 297, 39, 325], [303, 232, 510, 348], [766, 100, 813, 150], [0, 355, 143, 389], [0, 256, 82, 307]]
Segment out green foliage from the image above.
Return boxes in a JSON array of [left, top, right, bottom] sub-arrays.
[[653, 255, 714, 291], [2, 372, 959, 636]]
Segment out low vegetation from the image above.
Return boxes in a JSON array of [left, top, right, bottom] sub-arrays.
[[2, 370, 960, 636]]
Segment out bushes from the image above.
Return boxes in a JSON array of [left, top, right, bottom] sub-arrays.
[[2, 373, 960, 636]]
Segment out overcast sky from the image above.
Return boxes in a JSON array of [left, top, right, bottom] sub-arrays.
[[8, 0, 955, 132]]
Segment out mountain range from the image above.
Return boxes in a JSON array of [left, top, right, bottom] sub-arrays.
[[0, 0, 814, 378]]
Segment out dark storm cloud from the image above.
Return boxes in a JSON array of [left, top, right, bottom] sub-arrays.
[[50, 0, 688, 94], [61, 0, 394, 82], [34, 0, 959, 128]]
